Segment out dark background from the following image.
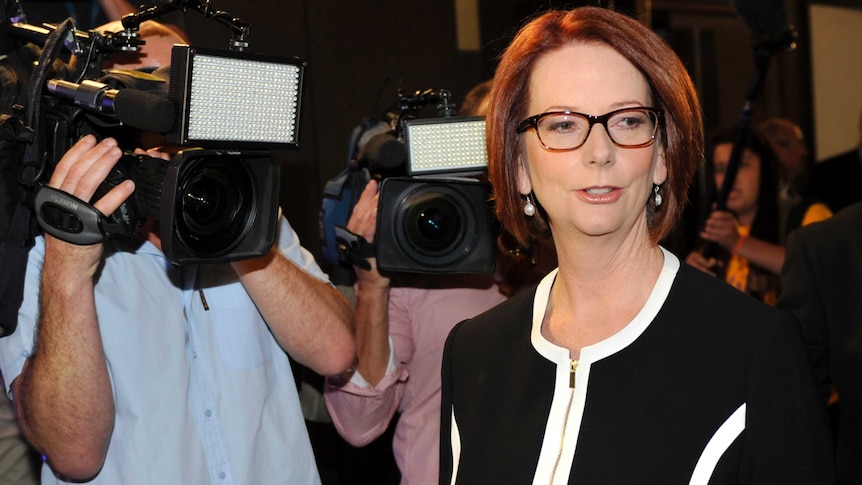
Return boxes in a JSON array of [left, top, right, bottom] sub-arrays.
[[166, 0, 834, 266]]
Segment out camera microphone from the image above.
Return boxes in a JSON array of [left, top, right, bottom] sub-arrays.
[[47, 79, 176, 133], [362, 132, 407, 171]]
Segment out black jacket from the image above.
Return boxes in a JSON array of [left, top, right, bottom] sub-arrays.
[[441, 253, 836, 484], [779, 202, 862, 485]]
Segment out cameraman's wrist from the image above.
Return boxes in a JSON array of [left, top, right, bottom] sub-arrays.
[[355, 265, 390, 290]]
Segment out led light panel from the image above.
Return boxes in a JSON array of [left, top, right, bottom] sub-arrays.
[[168, 45, 306, 148], [405, 116, 488, 175]]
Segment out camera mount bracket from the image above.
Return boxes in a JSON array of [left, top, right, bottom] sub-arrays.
[[120, 0, 251, 51]]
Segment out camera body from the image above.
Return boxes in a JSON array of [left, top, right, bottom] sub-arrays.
[[375, 114, 495, 274], [0, 1, 302, 339], [16, 29, 305, 264], [321, 90, 496, 276], [158, 150, 279, 264], [376, 175, 495, 274]]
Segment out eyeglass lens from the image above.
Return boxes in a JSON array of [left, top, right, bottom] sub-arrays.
[[536, 108, 659, 150]]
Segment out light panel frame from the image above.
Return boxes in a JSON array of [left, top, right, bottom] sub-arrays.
[[404, 116, 488, 175], [166, 45, 306, 149]]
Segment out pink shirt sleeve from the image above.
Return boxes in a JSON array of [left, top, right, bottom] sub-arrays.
[[324, 352, 409, 446]]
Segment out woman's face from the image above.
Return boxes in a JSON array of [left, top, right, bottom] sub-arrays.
[[713, 142, 761, 218], [517, 42, 666, 244]]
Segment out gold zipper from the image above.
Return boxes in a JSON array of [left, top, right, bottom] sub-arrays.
[[549, 359, 578, 484]]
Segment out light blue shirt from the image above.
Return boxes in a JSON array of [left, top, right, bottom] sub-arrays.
[[0, 217, 327, 485]]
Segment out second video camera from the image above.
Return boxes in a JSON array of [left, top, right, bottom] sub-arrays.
[[322, 89, 496, 276], [376, 115, 495, 274]]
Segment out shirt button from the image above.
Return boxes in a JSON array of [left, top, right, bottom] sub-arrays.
[[219, 472, 226, 479], [205, 409, 212, 417]]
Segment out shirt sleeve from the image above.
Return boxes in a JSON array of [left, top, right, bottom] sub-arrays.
[[275, 216, 331, 284], [323, 346, 408, 447], [322, 286, 415, 447], [0, 238, 45, 398]]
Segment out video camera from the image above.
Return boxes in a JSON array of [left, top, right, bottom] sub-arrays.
[[0, 0, 305, 265], [320, 88, 496, 280]]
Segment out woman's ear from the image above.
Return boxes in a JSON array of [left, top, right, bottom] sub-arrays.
[[517, 155, 532, 196], [653, 146, 668, 186]]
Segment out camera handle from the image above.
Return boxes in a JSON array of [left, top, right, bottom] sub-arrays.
[[334, 225, 375, 271], [34, 185, 129, 245], [120, 0, 251, 51]]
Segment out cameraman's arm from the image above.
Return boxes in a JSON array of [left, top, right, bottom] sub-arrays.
[[231, 227, 355, 377], [348, 180, 392, 386], [323, 180, 400, 446], [12, 136, 128, 480]]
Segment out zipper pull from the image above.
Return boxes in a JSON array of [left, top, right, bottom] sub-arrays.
[[569, 359, 578, 388], [199, 290, 210, 311]]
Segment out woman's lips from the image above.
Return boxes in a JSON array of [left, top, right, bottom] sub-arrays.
[[578, 186, 621, 203]]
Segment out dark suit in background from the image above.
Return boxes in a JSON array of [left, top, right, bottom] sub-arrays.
[[809, 149, 862, 213], [778, 201, 862, 484]]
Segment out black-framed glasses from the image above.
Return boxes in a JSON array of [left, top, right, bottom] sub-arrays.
[[516, 107, 664, 151]]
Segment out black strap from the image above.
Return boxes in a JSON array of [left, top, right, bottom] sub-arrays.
[[334, 225, 375, 271], [0, 201, 34, 337], [19, 17, 75, 186]]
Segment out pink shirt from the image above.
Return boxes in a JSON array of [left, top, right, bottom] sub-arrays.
[[325, 280, 507, 485]]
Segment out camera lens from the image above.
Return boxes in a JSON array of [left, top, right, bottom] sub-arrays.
[[406, 196, 460, 255], [377, 177, 496, 273], [183, 173, 236, 229], [393, 183, 477, 267], [175, 158, 255, 257]]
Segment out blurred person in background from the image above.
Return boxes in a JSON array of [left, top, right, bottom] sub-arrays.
[[686, 130, 831, 304], [778, 201, 862, 485]]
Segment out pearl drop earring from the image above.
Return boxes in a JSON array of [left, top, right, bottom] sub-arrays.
[[524, 194, 536, 217], [654, 185, 663, 207]]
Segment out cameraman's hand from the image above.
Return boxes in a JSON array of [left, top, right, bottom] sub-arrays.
[[347, 180, 390, 289], [133, 147, 172, 161], [45, 135, 133, 276]]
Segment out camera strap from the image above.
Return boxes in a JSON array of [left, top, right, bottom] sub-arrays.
[[19, 17, 75, 186], [33, 185, 128, 245], [334, 225, 375, 271]]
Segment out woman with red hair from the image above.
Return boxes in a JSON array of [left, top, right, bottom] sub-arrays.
[[440, 7, 836, 484]]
